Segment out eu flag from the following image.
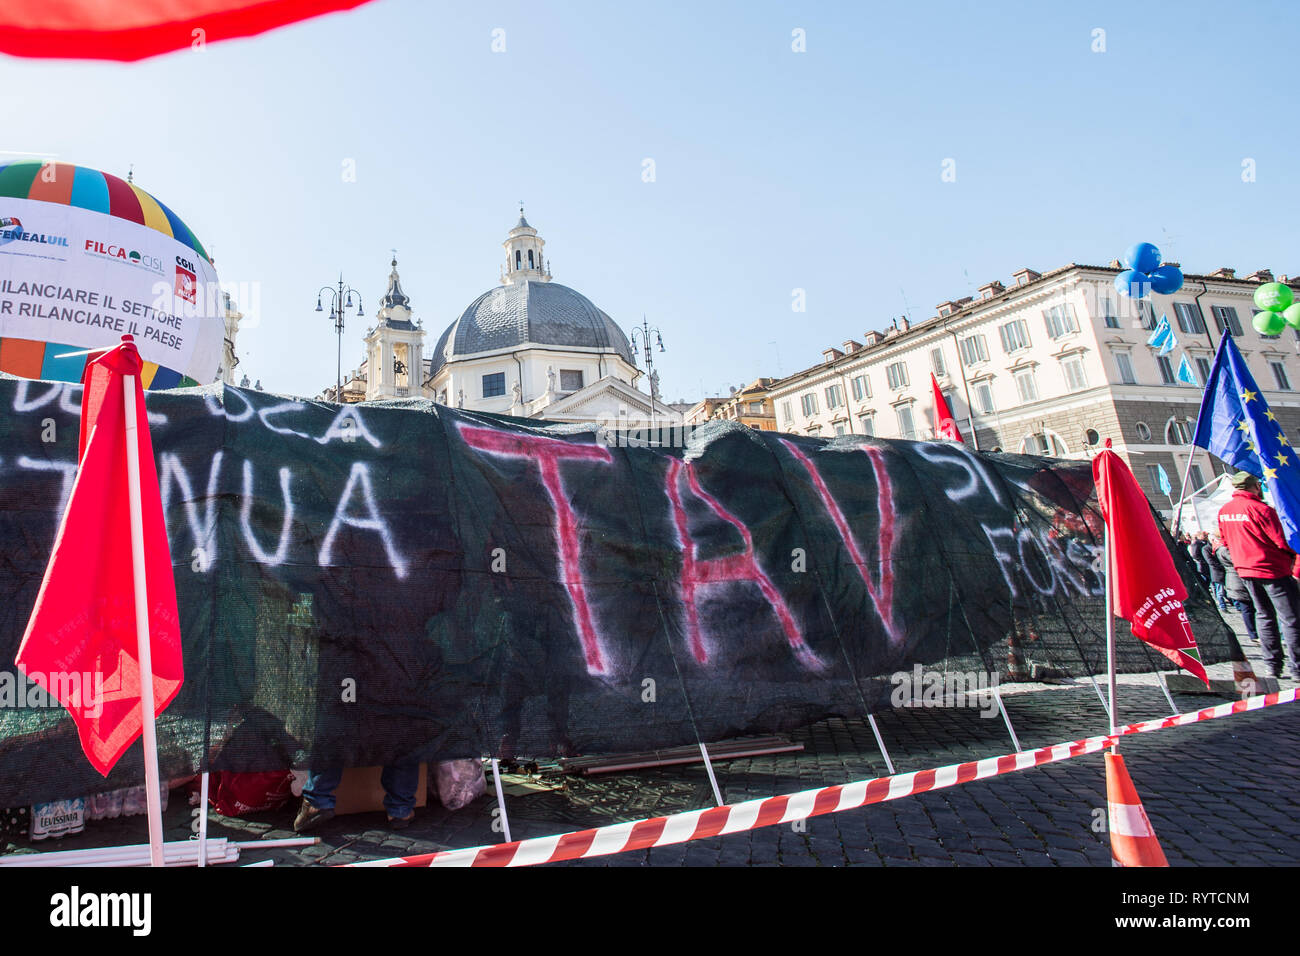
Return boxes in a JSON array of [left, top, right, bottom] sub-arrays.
[[1191, 332, 1300, 551]]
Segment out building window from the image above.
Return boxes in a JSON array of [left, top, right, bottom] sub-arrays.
[[1135, 421, 1152, 442], [896, 404, 917, 440], [1137, 300, 1157, 331], [1014, 368, 1038, 403], [974, 381, 994, 414], [930, 349, 946, 377], [959, 334, 989, 366], [1212, 306, 1243, 336], [825, 383, 844, 409], [1043, 304, 1079, 339], [1173, 302, 1206, 334], [1062, 355, 1088, 392], [1195, 356, 1212, 384], [1188, 464, 1206, 490], [1021, 432, 1063, 456], [801, 392, 819, 416], [1272, 361, 1292, 391], [1165, 418, 1193, 445], [1156, 355, 1176, 385], [807, 425, 822, 436], [886, 362, 909, 389], [750, 401, 764, 414], [515, 250, 522, 270], [1145, 464, 1163, 491], [998, 319, 1031, 353], [851, 374, 871, 401], [560, 369, 584, 391], [482, 371, 506, 398], [1115, 351, 1136, 385], [1102, 297, 1119, 328], [859, 413, 875, 436], [834, 423, 846, 436], [781, 400, 793, 423]]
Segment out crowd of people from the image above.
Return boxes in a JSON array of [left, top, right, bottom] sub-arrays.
[[1179, 471, 1300, 681]]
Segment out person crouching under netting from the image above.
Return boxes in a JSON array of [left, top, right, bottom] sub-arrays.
[[294, 762, 420, 832]]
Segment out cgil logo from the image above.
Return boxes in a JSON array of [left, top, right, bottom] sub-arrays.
[[49, 886, 151, 936]]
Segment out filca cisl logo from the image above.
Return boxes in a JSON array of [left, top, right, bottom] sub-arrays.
[[84, 238, 165, 274], [0, 215, 70, 250]]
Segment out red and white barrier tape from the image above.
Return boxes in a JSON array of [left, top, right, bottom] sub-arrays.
[[344, 687, 1300, 868]]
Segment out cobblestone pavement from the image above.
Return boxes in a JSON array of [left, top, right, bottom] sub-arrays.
[[6, 616, 1298, 867]]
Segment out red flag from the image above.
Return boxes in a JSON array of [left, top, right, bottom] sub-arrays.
[[0, 0, 374, 62], [15, 337, 184, 775], [1092, 449, 1209, 685], [930, 373, 964, 442]]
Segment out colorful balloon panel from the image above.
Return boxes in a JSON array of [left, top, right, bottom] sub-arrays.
[[0, 161, 207, 261]]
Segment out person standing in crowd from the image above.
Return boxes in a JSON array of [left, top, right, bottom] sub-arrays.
[[1186, 531, 1211, 587], [1214, 538, 1258, 644], [1217, 472, 1300, 679], [1206, 533, 1229, 611]]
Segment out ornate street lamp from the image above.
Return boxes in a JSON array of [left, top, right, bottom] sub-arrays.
[[315, 275, 364, 401]]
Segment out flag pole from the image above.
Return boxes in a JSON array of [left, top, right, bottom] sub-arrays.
[[123, 372, 166, 867], [1171, 446, 1198, 537], [1104, 520, 1118, 754]]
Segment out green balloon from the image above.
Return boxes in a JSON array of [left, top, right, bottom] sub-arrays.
[[1254, 281, 1294, 312], [1285, 303, 1300, 329], [1254, 309, 1286, 335]]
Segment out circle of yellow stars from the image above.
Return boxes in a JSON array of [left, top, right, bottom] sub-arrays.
[[1236, 387, 1290, 481]]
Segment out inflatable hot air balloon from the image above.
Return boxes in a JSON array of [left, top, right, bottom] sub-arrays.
[[0, 161, 223, 388]]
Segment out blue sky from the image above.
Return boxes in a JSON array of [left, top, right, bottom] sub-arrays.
[[1, 0, 1296, 400]]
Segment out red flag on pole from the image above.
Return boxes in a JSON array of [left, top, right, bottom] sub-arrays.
[[930, 373, 964, 443], [1092, 448, 1209, 685], [15, 336, 184, 775], [0, 0, 373, 62]]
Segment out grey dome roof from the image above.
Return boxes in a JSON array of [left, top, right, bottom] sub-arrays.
[[431, 280, 634, 375]]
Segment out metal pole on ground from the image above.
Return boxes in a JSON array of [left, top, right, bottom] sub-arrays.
[[698, 743, 724, 806], [1105, 522, 1118, 754], [123, 374, 165, 868], [198, 772, 209, 867], [490, 758, 512, 843], [865, 714, 895, 775]]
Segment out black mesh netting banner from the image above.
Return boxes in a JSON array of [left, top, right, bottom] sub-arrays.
[[0, 379, 1239, 804]]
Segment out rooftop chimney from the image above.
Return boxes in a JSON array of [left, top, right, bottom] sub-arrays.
[[1209, 267, 1236, 279]]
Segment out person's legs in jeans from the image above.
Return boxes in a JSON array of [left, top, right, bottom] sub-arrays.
[[1244, 578, 1285, 675], [1212, 582, 1227, 609], [1233, 598, 1259, 643], [302, 768, 344, 811], [380, 762, 420, 819], [1263, 577, 1300, 676]]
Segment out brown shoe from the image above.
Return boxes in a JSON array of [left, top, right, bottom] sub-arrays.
[[293, 801, 335, 833], [387, 811, 414, 830]]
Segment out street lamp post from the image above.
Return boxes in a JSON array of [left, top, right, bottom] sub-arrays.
[[315, 275, 364, 402], [630, 315, 666, 438]]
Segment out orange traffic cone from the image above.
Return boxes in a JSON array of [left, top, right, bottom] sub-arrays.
[[1105, 752, 1168, 867]]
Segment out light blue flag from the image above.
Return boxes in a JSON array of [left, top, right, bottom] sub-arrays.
[[1177, 354, 1198, 385], [1146, 313, 1177, 355], [1156, 463, 1172, 497]]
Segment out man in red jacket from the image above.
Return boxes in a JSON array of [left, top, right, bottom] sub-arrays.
[[1217, 471, 1300, 679]]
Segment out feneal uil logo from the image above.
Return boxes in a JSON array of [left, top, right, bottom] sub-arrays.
[[0, 214, 69, 251]]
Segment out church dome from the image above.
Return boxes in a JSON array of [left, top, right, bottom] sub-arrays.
[[430, 210, 634, 377], [431, 280, 634, 375]]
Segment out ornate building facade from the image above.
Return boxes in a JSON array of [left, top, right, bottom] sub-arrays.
[[330, 211, 680, 429]]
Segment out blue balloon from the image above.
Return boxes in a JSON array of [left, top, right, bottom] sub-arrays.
[[1149, 264, 1184, 295], [1124, 242, 1162, 274], [1115, 269, 1151, 298]]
